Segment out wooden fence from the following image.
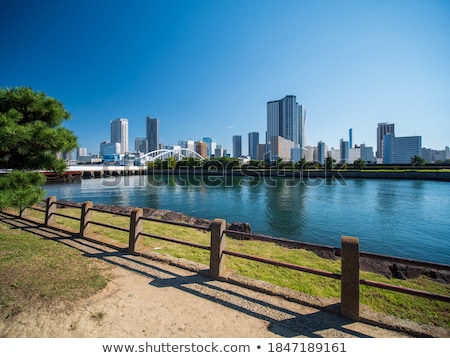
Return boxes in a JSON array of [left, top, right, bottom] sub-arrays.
[[29, 196, 450, 321]]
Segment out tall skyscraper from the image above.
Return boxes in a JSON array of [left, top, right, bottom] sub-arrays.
[[349, 128, 353, 149], [267, 95, 306, 161], [232, 135, 242, 158], [340, 138, 349, 163], [202, 137, 216, 158], [377, 122, 395, 160], [317, 141, 325, 165], [298, 104, 306, 149], [110, 118, 128, 154], [146, 116, 159, 152], [248, 132, 259, 159]]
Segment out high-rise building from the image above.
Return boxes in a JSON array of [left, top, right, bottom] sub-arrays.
[[135, 137, 148, 153], [267, 95, 306, 161], [178, 140, 195, 152], [298, 104, 306, 149], [195, 141, 207, 158], [360, 144, 375, 163], [77, 147, 88, 158], [215, 145, 224, 158], [202, 137, 216, 158], [110, 118, 128, 154], [317, 141, 326, 165], [340, 138, 349, 163], [232, 135, 242, 158], [383, 134, 422, 164], [248, 132, 259, 159], [146, 116, 159, 152], [349, 128, 353, 149], [377, 122, 395, 159]]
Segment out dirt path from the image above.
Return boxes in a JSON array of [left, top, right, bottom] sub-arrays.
[[0, 215, 446, 338]]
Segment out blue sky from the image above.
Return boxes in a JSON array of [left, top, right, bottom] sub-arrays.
[[1, 0, 449, 155]]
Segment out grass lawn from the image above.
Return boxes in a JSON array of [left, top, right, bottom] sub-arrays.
[[0, 217, 110, 319]]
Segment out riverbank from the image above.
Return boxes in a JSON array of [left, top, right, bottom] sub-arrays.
[[42, 166, 450, 184], [51, 200, 450, 284], [147, 168, 450, 182]]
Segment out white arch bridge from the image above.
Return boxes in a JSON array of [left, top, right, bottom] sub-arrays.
[[138, 148, 204, 165]]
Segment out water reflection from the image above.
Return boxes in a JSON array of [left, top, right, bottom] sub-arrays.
[[43, 176, 450, 264]]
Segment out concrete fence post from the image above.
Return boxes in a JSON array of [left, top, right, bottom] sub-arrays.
[[45, 196, 56, 226], [210, 218, 227, 279], [129, 207, 143, 254], [340, 235, 360, 320], [80, 201, 93, 238]]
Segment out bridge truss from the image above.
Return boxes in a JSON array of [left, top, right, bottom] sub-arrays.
[[139, 148, 204, 164]]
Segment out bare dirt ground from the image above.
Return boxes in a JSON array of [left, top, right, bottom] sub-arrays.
[[1, 215, 448, 338]]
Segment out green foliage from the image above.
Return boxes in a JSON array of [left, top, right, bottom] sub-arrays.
[[325, 156, 336, 170], [353, 158, 367, 169], [0, 171, 46, 215], [411, 155, 426, 168], [0, 87, 78, 211], [0, 87, 78, 171]]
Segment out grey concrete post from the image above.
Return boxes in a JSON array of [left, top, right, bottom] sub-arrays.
[[80, 201, 93, 238], [45, 196, 57, 226], [129, 207, 143, 254], [341, 235, 360, 320], [210, 218, 227, 279]]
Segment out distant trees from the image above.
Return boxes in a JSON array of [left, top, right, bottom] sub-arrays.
[[0, 87, 78, 215], [353, 158, 367, 169], [325, 156, 336, 170], [411, 155, 426, 168]]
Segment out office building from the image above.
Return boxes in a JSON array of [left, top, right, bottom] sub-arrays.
[[267, 95, 306, 161], [340, 139, 349, 163], [146, 116, 159, 152], [202, 137, 216, 158], [100, 141, 120, 156], [232, 135, 242, 158], [317, 141, 326, 165], [349, 128, 353, 149], [195, 141, 207, 158], [110, 118, 128, 154], [215, 145, 224, 158], [270, 136, 295, 161], [383, 134, 422, 164], [178, 140, 195, 152], [134, 137, 148, 153], [360, 144, 375, 163], [248, 132, 259, 159], [349, 147, 360, 164], [298, 104, 306, 150], [77, 147, 88, 158], [377, 122, 395, 159]]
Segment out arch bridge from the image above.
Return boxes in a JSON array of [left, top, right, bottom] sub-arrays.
[[139, 148, 204, 164]]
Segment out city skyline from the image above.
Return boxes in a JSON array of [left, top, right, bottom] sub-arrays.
[[1, 1, 449, 153]]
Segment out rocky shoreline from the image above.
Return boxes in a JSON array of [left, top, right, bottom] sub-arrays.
[[54, 200, 450, 284]]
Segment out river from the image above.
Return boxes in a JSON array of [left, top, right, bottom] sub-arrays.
[[43, 174, 450, 264]]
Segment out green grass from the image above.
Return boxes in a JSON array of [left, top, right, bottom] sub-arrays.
[[7, 206, 450, 329], [0, 217, 110, 319]]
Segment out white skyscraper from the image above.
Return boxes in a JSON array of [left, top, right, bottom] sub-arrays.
[[110, 118, 128, 154]]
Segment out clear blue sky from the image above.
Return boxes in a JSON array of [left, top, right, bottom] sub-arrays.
[[1, 0, 449, 155]]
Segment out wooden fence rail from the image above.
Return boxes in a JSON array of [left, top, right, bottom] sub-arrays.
[[29, 196, 450, 321]]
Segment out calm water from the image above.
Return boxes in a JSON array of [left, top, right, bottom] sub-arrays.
[[44, 174, 450, 264]]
